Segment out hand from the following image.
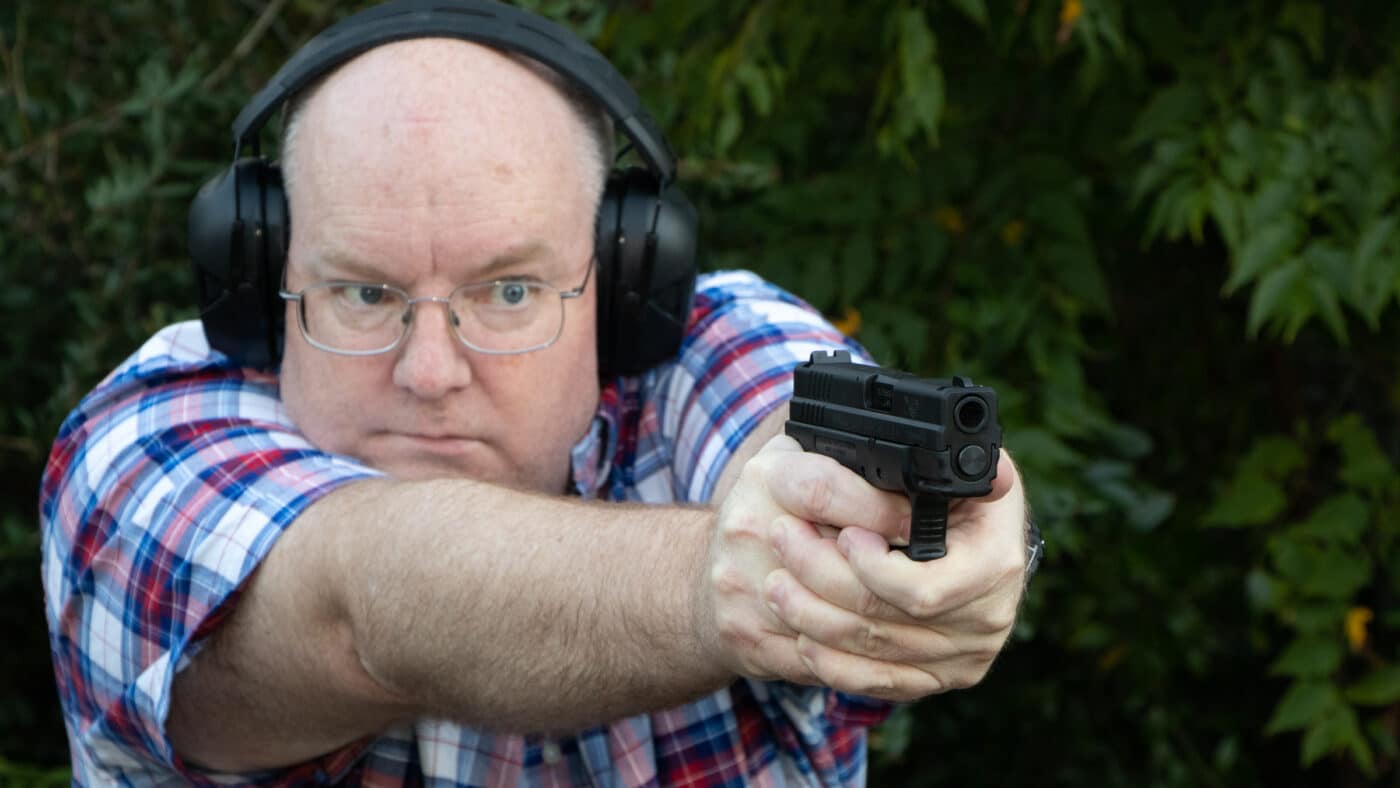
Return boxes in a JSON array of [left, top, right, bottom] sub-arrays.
[[697, 434, 911, 683], [761, 450, 1029, 701]]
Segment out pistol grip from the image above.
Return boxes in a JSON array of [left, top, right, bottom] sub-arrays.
[[903, 493, 949, 561]]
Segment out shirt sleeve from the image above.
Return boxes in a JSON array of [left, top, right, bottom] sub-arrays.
[[658, 270, 874, 503], [40, 322, 380, 786], [652, 272, 894, 783]]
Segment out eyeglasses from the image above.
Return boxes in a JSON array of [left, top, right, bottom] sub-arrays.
[[279, 257, 594, 356]]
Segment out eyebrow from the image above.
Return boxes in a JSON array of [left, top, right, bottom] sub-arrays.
[[309, 241, 556, 285]]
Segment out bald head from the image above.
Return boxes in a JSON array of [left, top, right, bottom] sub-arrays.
[[280, 38, 614, 219]]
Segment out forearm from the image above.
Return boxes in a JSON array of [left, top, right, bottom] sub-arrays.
[[170, 477, 731, 771], [339, 478, 731, 729]]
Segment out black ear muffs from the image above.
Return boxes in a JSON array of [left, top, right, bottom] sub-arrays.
[[189, 0, 697, 376], [595, 167, 698, 378], [188, 158, 288, 370]]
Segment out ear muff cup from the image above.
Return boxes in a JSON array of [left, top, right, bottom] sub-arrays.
[[189, 158, 288, 370], [595, 167, 698, 379]]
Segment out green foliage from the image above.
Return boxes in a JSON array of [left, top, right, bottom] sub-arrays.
[[3, 0, 1399, 785], [1210, 415, 1399, 775]]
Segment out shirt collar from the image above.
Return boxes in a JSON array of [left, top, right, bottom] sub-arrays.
[[568, 382, 622, 500]]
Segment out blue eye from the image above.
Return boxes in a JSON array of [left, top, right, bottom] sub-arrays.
[[491, 281, 533, 307], [356, 286, 385, 305]]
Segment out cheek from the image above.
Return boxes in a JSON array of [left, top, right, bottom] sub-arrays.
[[493, 309, 599, 453], [280, 333, 387, 449]]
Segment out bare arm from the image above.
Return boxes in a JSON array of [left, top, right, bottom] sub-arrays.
[[168, 478, 727, 771], [168, 405, 794, 773]]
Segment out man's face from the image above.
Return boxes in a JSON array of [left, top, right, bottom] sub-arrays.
[[278, 40, 602, 493]]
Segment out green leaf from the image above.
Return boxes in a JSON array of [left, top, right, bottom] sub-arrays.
[[949, 0, 989, 28], [715, 103, 743, 152], [1328, 414, 1397, 495], [1207, 179, 1244, 252], [1346, 665, 1400, 706], [1280, 2, 1326, 62], [898, 15, 944, 147], [1204, 436, 1304, 527], [1043, 242, 1111, 315], [1205, 473, 1288, 527], [1246, 257, 1305, 337], [1129, 83, 1208, 146], [1301, 706, 1371, 773], [1295, 546, 1371, 599], [1287, 494, 1370, 544], [1270, 635, 1344, 678], [1225, 220, 1302, 295], [1266, 680, 1340, 734], [1306, 277, 1348, 343], [1246, 569, 1280, 611], [839, 232, 878, 299], [1009, 428, 1084, 469], [735, 62, 773, 117]]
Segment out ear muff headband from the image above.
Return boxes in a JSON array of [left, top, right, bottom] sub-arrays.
[[231, 0, 675, 185]]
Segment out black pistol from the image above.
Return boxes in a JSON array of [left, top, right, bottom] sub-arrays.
[[783, 350, 1001, 560]]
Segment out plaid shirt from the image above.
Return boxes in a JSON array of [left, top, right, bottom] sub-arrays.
[[42, 271, 891, 787]]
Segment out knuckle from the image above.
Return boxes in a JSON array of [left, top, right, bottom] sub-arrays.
[[853, 584, 888, 619], [792, 467, 837, 521], [857, 667, 899, 697], [907, 586, 945, 620], [858, 620, 893, 657], [709, 564, 751, 597], [967, 600, 1018, 636], [727, 512, 768, 541]]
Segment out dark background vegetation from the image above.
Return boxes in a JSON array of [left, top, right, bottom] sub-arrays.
[[4, 0, 1399, 784]]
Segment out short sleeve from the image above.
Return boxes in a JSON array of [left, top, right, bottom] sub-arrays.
[[656, 271, 873, 504], [39, 322, 379, 785]]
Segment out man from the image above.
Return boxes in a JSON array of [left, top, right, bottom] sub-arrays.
[[41, 6, 1031, 786]]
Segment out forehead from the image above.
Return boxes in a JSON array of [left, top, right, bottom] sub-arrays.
[[285, 40, 599, 281]]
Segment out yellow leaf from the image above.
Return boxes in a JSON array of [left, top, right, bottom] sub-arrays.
[[832, 307, 862, 336], [1346, 607, 1374, 652], [1057, 0, 1083, 44], [1001, 219, 1027, 246], [1060, 0, 1084, 26], [1098, 643, 1128, 672], [933, 206, 966, 235]]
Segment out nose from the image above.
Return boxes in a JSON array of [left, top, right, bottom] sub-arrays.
[[391, 299, 474, 400]]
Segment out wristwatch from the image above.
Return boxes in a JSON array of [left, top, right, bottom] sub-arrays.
[[1025, 519, 1045, 582]]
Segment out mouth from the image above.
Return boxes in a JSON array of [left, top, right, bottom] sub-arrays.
[[373, 430, 483, 454], [395, 432, 475, 445]]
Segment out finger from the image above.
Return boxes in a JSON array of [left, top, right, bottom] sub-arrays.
[[765, 567, 965, 663], [745, 632, 824, 686], [769, 516, 915, 624], [836, 514, 1023, 629], [763, 453, 911, 540], [793, 636, 945, 702], [760, 432, 806, 454]]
